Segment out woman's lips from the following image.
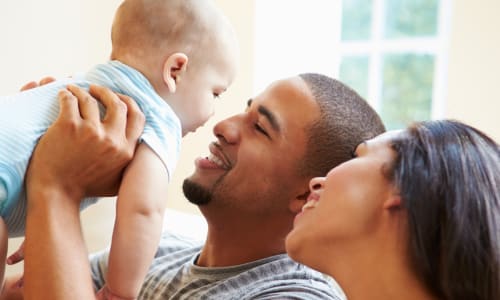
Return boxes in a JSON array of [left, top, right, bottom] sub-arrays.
[[302, 193, 320, 212], [294, 193, 320, 225]]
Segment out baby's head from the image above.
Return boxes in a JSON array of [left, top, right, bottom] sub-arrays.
[[111, 0, 239, 136]]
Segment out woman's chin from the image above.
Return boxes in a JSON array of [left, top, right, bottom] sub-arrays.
[[285, 227, 306, 261]]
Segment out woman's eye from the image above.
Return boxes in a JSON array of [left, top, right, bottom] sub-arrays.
[[350, 149, 358, 158], [254, 123, 269, 138]]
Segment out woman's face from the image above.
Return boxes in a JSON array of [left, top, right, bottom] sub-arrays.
[[285, 130, 401, 274]]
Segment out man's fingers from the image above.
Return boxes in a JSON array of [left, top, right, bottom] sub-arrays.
[[6, 251, 24, 265], [20, 77, 57, 91], [39, 76, 56, 86], [6, 241, 25, 265], [117, 93, 145, 145], [88, 85, 127, 134], [67, 85, 100, 124], [20, 81, 38, 92], [57, 89, 80, 122]]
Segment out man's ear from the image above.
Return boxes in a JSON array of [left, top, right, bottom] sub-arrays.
[[289, 189, 310, 213], [162, 53, 188, 93]]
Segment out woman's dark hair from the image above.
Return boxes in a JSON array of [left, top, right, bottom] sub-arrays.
[[390, 120, 500, 300]]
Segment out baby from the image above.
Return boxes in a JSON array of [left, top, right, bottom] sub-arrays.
[[0, 0, 239, 298]]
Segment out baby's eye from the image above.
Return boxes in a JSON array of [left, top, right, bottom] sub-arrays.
[[213, 93, 220, 99]]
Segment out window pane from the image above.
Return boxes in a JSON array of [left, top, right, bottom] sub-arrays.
[[339, 56, 369, 99], [381, 54, 435, 129], [384, 0, 439, 38], [341, 0, 372, 40]]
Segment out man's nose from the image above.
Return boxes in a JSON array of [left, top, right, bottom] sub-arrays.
[[213, 115, 241, 145]]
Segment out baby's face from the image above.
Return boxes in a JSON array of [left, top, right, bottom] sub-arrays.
[[173, 51, 238, 136]]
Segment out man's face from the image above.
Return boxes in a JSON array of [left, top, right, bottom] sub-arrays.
[[183, 76, 321, 216]]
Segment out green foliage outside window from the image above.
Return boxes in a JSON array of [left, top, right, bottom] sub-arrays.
[[339, 0, 440, 129], [385, 0, 439, 38], [341, 0, 373, 40], [339, 56, 370, 99], [381, 54, 434, 129]]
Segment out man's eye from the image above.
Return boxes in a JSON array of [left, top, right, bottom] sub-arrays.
[[254, 123, 269, 137]]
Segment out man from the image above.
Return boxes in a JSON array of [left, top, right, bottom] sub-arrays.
[[17, 73, 385, 299]]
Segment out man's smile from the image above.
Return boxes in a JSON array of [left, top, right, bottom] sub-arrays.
[[195, 142, 233, 171], [208, 142, 232, 170]]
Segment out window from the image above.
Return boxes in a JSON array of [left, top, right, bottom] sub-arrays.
[[254, 0, 451, 129], [338, 0, 451, 129]]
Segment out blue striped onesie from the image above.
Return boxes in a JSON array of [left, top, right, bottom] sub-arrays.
[[0, 60, 181, 236]]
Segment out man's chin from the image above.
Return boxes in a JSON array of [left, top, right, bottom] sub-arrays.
[[182, 179, 212, 205]]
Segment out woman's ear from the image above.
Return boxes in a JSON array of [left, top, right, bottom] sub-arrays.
[[383, 193, 402, 210], [162, 53, 188, 93], [289, 190, 310, 213]]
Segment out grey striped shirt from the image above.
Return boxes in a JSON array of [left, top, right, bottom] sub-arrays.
[[90, 232, 344, 299]]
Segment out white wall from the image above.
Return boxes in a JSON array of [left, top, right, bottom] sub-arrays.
[[0, 0, 122, 94], [0, 0, 253, 276], [253, 0, 342, 92], [0, 0, 123, 277], [446, 0, 500, 141]]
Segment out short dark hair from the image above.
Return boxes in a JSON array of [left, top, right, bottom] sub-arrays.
[[390, 120, 500, 300], [298, 73, 386, 177]]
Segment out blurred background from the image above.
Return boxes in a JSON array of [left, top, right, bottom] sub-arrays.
[[1, 0, 499, 276]]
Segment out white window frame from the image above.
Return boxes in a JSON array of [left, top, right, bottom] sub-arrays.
[[254, 0, 452, 121], [339, 0, 452, 119]]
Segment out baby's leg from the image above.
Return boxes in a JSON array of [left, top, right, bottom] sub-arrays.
[[0, 218, 8, 292]]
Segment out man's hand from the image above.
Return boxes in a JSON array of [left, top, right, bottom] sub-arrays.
[[23, 84, 145, 300], [6, 241, 24, 265], [19, 76, 56, 91], [0, 275, 24, 300], [26, 84, 145, 202]]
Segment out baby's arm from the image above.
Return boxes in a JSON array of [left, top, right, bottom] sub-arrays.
[[105, 143, 168, 299]]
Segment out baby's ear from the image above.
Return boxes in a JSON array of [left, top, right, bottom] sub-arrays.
[[162, 53, 188, 93]]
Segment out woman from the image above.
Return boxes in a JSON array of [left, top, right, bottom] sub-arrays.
[[286, 120, 500, 300]]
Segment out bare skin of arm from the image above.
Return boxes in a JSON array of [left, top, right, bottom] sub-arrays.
[[105, 143, 168, 298], [23, 85, 144, 300]]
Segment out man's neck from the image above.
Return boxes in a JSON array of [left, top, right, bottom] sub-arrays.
[[196, 215, 291, 267]]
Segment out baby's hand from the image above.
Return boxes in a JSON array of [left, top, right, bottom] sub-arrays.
[[6, 241, 24, 265]]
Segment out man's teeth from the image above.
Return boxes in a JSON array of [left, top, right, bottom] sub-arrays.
[[208, 154, 226, 168]]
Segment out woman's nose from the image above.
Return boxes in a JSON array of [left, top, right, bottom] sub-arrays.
[[309, 177, 325, 192]]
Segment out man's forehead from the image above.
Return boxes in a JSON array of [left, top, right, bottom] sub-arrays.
[[254, 77, 316, 108], [251, 77, 319, 132]]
